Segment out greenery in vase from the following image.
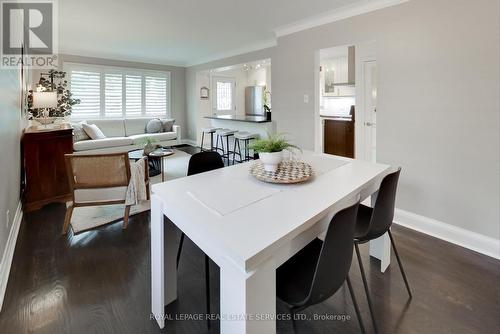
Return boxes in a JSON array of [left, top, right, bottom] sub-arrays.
[[249, 133, 301, 153], [138, 137, 158, 147], [27, 70, 81, 119], [263, 89, 271, 112]]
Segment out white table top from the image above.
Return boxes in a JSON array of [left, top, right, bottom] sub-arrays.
[[151, 152, 390, 272]]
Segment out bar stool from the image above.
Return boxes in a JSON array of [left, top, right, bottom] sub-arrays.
[[200, 127, 220, 152], [215, 129, 236, 164], [232, 132, 259, 164]]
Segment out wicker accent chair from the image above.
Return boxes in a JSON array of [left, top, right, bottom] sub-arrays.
[[62, 153, 149, 235]]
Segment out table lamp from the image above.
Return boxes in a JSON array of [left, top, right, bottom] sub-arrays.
[[32, 91, 58, 125]]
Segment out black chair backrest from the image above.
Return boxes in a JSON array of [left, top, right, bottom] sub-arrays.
[[367, 168, 401, 238], [305, 201, 359, 306], [187, 151, 224, 176]]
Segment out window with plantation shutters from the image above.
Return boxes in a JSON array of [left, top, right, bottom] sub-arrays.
[[145, 76, 167, 116], [65, 63, 171, 119], [70, 70, 101, 118], [126, 75, 142, 117], [105, 73, 122, 118]]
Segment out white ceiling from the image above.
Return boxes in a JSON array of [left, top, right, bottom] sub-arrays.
[[59, 0, 368, 67]]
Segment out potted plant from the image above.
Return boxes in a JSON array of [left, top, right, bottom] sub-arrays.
[[249, 133, 300, 172], [138, 137, 159, 155]]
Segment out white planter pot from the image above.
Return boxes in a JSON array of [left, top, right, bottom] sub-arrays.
[[259, 151, 283, 173]]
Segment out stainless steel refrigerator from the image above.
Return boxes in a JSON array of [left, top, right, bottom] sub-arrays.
[[245, 86, 264, 116]]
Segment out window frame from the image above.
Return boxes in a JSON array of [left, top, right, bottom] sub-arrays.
[[64, 62, 171, 120], [212, 76, 236, 115]]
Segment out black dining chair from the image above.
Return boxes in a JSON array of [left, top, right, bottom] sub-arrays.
[[276, 200, 366, 334], [176, 151, 224, 328], [353, 167, 411, 334]]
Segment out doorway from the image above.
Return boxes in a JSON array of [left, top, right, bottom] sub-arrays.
[[314, 41, 377, 162]]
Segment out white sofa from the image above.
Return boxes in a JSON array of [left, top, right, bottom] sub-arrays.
[[73, 118, 181, 154]]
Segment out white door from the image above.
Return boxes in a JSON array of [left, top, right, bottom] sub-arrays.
[[212, 76, 236, 115], [363, 61, 377, 162]]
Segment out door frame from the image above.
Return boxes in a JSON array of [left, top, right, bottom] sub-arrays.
[[356, 56, 377, 161], [314, 41, 377, 159]]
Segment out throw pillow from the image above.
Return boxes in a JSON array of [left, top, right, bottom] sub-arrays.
[[160, 118, 175, 132], [82, 123, 106, 140], [72, 121, 90, 142], [146, 118, 162, 133]]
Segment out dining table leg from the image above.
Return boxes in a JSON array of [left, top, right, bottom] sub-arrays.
[[220, 257, 276, 334], [151, 194, 178, 329]]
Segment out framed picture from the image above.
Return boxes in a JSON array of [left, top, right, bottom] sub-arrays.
[[200, 86, 209, 99]]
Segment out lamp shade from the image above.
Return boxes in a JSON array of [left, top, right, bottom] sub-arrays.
[[33, 91, 58, 108]]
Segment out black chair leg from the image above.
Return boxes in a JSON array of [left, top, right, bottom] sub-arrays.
[[346, 275, 366, 334], [290, 308, 298, 333], [176, 233, 185, 268], [388, 230, 412, 299], [200, 132, 205, 151], [205, 255, 211, 329], [355, 243, 379, 334]]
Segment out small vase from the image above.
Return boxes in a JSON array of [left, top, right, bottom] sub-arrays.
[[259, 151, 283, 173], [144, 144, 156, 156]]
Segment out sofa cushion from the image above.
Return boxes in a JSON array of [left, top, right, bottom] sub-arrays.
[[160, 118, 175, 132], [71, 121, 90, 142], [124, 118, 152, 136], [73, 137, 133, 151], [146, 118, 162, 133], [86, 119, 126, 137], [82, 123, 106, 140], [128, 132, 177, 144]]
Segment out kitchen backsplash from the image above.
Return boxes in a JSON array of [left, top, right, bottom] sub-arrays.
[[320, 96, 355, 117]]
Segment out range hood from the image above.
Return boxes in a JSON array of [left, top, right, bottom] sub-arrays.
[[335, 45, 355, 86]]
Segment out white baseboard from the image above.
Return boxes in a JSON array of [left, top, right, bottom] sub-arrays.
[[394, 208, 500, 260], [0, 201, 22, 312]]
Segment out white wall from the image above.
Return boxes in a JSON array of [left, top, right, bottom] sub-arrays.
[[0, 68, 23, 304], [187, 0, 500, 241]]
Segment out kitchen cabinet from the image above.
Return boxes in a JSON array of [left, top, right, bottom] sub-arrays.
[[323, 119, 355, 158], [322, 46, 355, 97]]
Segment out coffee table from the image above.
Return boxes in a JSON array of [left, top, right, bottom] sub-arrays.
[[128, 148, 175, 182]]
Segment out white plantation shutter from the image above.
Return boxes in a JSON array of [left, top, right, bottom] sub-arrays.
[[145, 76, 167, 116], [65, 63, 170, 119], [70, 70, 101, 118], [105, 74, 123, 117], [126, 75, 142, 117]]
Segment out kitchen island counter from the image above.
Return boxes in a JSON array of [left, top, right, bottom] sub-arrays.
[[205, 114, 270, 123]]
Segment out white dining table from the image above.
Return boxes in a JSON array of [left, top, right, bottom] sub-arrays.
[[150, 152, 392, 333]]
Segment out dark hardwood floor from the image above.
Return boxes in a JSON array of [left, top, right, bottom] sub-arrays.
[[1, 147, 499, 333]]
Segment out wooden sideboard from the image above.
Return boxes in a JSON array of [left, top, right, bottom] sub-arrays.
[[22, 124, 73, 212]]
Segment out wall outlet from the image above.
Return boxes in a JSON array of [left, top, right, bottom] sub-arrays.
[[303, 94, 309, 103], [6, 209, 10, 229]]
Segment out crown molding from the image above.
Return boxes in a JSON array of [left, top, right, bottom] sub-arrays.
[[186, 39, 276, 67], [274, 0, 410, 37], [58, 49, 189, 67]]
